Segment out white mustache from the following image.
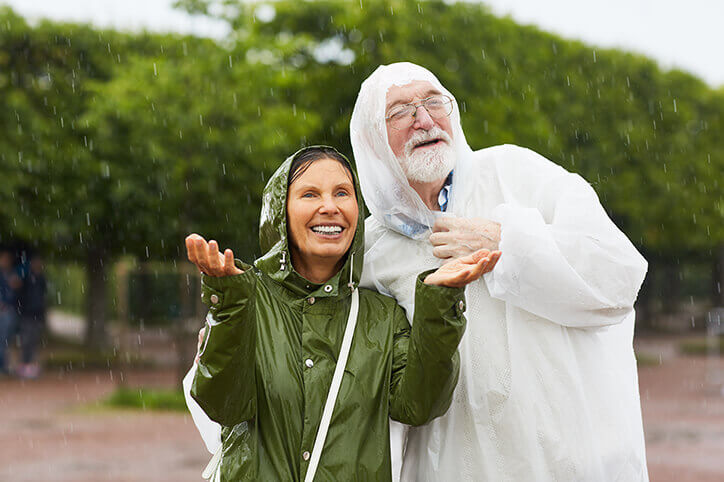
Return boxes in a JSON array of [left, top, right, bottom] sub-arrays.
[[403, 127, 452, 157]]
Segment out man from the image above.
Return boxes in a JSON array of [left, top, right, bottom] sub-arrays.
[[350, 62, 649, 481], [0, 250, 22, 375], [16, 256, 47, 379]]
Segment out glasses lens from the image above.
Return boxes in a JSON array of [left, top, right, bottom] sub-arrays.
[[424, 96, 453, 118], [388, 106, 414, 129]]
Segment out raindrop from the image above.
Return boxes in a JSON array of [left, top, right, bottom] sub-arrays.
[[153, 62, 158, 76], [673, 99, 677, 113]]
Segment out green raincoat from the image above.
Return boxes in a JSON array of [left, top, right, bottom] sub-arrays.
[[191, 147, 467, 481]]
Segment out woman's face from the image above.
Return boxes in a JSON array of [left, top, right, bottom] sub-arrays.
[[287, 158, 358, 271]]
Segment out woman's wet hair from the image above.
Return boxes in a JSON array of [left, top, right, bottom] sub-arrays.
[[288, 147, 355, 191]]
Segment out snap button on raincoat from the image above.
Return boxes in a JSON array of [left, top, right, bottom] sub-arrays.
[[189, 148, 467, 481]]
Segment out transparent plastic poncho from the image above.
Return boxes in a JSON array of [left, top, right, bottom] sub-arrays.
[[352, 62, 650, 482]]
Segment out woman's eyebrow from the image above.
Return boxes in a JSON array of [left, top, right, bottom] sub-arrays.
[[292, 183, 318, 192]]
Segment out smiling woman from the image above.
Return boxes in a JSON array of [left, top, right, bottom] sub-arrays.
[[286, 150, 359, 284], [183, 145, 500, 481]]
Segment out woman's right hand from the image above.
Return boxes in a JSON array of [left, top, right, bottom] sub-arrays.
[[185, 233, 244, 277]]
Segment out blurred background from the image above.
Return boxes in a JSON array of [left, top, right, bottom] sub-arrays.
[[0, 0, 722, 480]]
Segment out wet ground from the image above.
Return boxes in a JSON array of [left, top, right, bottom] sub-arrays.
[[1, 319, 722, 481], [636, 337, 724, 482]]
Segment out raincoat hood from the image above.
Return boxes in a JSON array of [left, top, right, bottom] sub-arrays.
[[255, 146, 365, 294], [350, 62, 474, 239]]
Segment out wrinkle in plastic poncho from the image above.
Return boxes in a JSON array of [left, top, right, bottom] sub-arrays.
[[351, 62, 649, 482]]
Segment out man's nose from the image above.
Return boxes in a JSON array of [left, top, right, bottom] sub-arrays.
[[412, 105, 435, 130]]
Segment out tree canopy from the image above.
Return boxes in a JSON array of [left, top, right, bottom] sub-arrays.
[[1, 1, 722, 343]]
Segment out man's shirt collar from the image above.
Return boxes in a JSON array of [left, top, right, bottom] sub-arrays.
[[438, 171, 454, 212]]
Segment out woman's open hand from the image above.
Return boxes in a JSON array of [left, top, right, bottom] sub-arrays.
[[424, 249, 501, 288], [185, 233, 243, 277]]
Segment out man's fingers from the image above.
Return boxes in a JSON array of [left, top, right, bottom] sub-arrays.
[[429, 231, 452, 246], [432, 216, 456, 232], [432, 246, 454, 260]]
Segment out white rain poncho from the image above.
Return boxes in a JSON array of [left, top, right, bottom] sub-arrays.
[[351, 62, 649, 482]]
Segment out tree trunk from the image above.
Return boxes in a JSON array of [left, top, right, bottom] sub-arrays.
[[115, 260, 130, 387], [714, 244, 724, 306], [84, 246, 108, 348]]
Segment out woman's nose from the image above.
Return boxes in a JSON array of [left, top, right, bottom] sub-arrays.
[[318, 195, 341, 214]]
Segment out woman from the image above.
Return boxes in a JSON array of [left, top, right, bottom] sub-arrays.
[[185, 146, 500, 481]]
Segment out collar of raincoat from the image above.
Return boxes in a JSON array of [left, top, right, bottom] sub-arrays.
[[350, 62, 474, 240], [254, 145, 366, 298]]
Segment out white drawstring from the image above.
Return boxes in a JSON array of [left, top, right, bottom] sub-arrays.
[[347, 253, 355, 291]]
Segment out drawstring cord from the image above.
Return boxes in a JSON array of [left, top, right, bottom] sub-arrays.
[[347, 253, 356, 291], [280, 250, 287, 271]]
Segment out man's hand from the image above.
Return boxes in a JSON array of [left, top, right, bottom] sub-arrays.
[[424, 249, 501, 288], [185, 233, 243, 277], [430, 217, 501, 260]]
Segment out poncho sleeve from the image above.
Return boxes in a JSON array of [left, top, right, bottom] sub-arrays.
[[389, 273, 466, 425], [191, 260, 258, 426], [482, 145, 648, 328]]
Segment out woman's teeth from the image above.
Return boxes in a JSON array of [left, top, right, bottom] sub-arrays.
[[312, 225, 343, 234]]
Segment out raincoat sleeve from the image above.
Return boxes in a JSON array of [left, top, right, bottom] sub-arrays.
[[483, 145, 648, 328], [191, 260, 258, 426], [389, 272, 466, 426]]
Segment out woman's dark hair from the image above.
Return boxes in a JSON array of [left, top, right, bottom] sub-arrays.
[[288, 146, 355, 190]]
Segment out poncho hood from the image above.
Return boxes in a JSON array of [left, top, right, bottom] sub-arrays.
[[350, 62, 474, 239], [254, 145, 365, 294]]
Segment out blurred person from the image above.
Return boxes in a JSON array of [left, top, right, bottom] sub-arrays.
[[349, 63, 649, 481], [183, 146, 500, 480], [0, 249, 22, 375], [16, 256, 47, 379]]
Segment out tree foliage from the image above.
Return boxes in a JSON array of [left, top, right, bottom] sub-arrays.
[[1, 0, 722, 343]]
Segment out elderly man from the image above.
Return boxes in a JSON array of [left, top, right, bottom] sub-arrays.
[[350, 62, 648, 481]]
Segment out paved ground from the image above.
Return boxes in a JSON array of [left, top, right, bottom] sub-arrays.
[[1, 314, 722, 481], [636, 336, 724, 482], [0, 370, 207, 482]]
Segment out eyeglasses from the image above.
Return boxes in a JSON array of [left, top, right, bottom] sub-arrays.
[[385, 95, 454, 130]]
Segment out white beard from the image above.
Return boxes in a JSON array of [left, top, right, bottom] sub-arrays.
[[398, 127, 456, 183]]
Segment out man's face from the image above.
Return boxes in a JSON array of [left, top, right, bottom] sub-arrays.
[[385, 81, 455, 183]]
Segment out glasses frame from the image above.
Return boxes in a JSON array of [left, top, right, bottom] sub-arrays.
[[385, 95, 454, 130]]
